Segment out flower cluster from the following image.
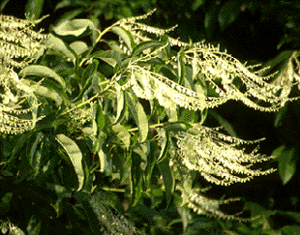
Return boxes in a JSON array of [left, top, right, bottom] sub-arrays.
[[174, 125, 276, 186], [0, 15, 48, 134], [187, 187, 251, 221], [114, 9, 299, 112], [120, 65, 209, 111]]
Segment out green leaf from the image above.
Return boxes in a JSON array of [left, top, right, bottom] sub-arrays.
[[158, 158, 174, 207], [94, 102, 105, 135], [52, 19, 96, 38], [126, 93, 148, 142], [218, 0, 241, 31], [282, 226, 300, 235], [131, 152, 143, 206], [114, 84, 128, 125], [54, 8, 85, 27], [43, 35, 76, 59], [204, 3, 222, 39], [209, 110, 237, 137], [56, 134, 85, 191], [111, 26, 135, 53], [277, 211, 300, 224], [131, 40, 164, 58], [19, 65, 66, 88], [34, 83, 64, 106], [21, 78, 66, 106], [91, 50, 122, 67], [25, 0, 44, 20], [69, 41, 89, 56], [178, 50, 186, 86], [0, 0, 11, 11], [273, 146, 297, 185], [157, 128, 169, 163], [112, 124, 131, 149], [98, 149, 108, 173], [145, 142, 157, 189], [30, 132, 44, 174], [192, 0, 205, 11], [82, 59, 99, 89], [179, 169, 194, 205]]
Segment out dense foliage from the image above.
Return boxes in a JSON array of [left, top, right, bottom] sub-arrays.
[[1, 1, 300, 235]]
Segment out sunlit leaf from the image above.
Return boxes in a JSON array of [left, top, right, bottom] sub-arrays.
[[131, 40, 163, 58], [70, 41, 89, 56], [114, 84, 128, 125], [43, 35, 76, 59], [126, 93, 148, 142], [52, 19, 96, 37], [111, 26, 135, 53], [56, 134, 85, 191], [112, 124, 131, 149], [157, 128, 169, 163], [19, 65, 66, 88]]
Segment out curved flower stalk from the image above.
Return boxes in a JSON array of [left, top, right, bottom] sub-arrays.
[[173, 125, 276, 186], [88, 191, 145, 235], [182, 47, 299, 112], [0, 65, 40, 134], [0, 14, 48, 68], [119, 65, 230, 112], [267, 50, 300, 99], [112, 9, 299, 112], [0, 15, 48, 134], [187, 188, 250, 221]]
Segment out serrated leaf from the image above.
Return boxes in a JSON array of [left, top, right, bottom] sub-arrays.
[[126, 93, 148, 142], [158, 158, 174, 207], [43, 35, 75, 59], [56, 134, 85, 191], [53, 19, 96, 37], [19, 65, 66, 88], [111, 26, 135, 53]]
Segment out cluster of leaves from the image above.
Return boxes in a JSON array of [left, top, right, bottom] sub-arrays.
[[1, 1, 300, 235]]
